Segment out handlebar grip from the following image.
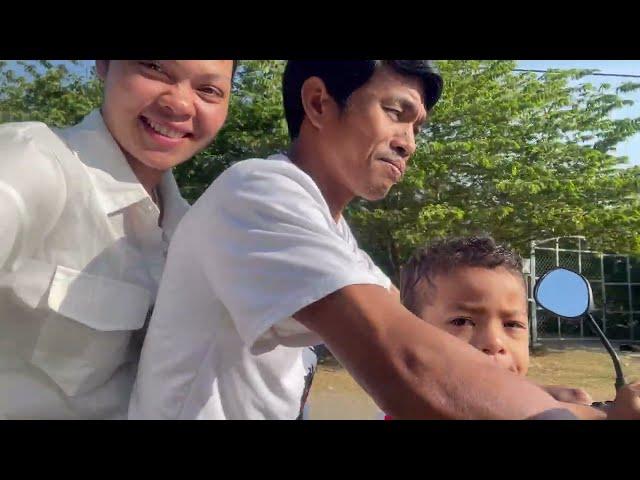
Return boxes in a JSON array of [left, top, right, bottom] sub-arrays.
[[591, 401, 614, 411]]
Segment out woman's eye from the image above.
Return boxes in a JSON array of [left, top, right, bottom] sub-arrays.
[[199, 86, 224, 98], [140, 61, 164, 74]]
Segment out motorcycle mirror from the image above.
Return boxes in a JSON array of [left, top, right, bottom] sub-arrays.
[[534, 267, 627, 391], [534, 267, 592, 319]]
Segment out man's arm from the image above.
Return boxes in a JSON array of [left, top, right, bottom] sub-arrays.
[[295, 284, 569, 420], [558, 402, 606, 420]]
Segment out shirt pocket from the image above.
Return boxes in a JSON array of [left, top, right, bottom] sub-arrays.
[[31, 265, 152, 397]]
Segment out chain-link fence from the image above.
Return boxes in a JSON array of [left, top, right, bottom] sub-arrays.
[[527, 237, 639, 345]]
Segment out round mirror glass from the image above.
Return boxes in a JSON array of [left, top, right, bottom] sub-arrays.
[[534, 268, 591, 318]]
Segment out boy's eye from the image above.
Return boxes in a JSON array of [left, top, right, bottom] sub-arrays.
[[450, 317, 474, 327]]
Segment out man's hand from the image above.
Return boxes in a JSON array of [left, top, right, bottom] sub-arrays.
[[607, 381, 640, 420], [541, 385, 593, 405]]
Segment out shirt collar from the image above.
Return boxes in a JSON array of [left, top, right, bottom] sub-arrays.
[[57, 109, 189, 234]]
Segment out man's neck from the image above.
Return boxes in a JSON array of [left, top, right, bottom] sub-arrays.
[[288, 142, 353, 223]]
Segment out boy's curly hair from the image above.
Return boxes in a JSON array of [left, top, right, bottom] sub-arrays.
[[400, 236, 524, 315]]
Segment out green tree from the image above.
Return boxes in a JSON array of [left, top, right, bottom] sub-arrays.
[[2, 60, 639, 281], [0, 60, 102, 126], [174, 60, 289, 202], [347, 61, 640, 280]]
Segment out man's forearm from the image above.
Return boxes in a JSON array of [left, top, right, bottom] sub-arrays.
[[558, 402, 606, 420], [373, 317, 566, 419], [297, 284, 567, 420]]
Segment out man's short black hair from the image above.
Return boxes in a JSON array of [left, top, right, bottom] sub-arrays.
[[400, 236, 524, 315], [282, 60, 443, 140]]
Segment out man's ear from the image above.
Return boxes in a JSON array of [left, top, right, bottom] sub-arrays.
[[300, 76, 337, 132]]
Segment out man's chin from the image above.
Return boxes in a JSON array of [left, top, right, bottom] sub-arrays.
[[360, 184, 394, 202]]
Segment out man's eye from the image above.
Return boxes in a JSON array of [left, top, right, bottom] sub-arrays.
[[384, 107, 401, 119], [450, 317, 473, 327]]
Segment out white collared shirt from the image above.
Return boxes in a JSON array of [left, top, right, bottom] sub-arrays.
[[0, 109, 189, 419], [129, 154, 390, 419]]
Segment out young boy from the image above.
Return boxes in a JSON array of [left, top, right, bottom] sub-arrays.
[[385, 236, 639, 420]]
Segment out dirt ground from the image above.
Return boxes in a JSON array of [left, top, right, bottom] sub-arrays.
[[307, 341, 640, 419]]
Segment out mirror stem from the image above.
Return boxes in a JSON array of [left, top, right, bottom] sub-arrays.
[[585, 313, 626, 390]]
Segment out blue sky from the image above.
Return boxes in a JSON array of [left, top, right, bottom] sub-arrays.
[[5, 60, 640, 166], [517, 60, 640, 166]]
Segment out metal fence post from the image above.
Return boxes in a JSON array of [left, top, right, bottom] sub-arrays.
[[601, 254, 607, 335], [579, 238, 584, 337], [556, 238, 561, 339], [627, 255, 634, 341], [529, 241, 539, 347]]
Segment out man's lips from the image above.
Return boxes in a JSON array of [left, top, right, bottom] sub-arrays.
[[379, 157, 406, 177]]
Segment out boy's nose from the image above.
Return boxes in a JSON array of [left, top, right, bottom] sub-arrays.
[[472, 327, 507, 357], [482, 342, 506, 356]]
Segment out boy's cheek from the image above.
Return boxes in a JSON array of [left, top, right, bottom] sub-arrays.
[[441, 325, 471, 343]]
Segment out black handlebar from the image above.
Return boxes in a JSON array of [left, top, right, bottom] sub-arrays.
[[585, 313, 627, 390]]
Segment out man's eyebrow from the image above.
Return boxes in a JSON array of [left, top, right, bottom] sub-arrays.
[[390, 94, 428, 124]]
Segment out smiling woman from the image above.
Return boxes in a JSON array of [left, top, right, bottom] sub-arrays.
[[97, 60, 234, 195], [0, 59, 235, 419]]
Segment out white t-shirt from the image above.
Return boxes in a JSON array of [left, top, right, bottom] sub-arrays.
[[0, 110, 189, 419], [129, 154, 391, 419]]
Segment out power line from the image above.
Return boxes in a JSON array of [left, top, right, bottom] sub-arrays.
[[513, 68, 640, 79]]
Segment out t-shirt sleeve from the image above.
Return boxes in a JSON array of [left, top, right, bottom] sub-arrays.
[[358, 245, 392, 291], [196, 160, 390, 353]]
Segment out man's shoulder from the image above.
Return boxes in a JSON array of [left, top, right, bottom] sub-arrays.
[[220, 156, 309, 184], [200, 155, 321, 205]]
